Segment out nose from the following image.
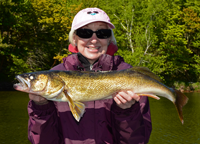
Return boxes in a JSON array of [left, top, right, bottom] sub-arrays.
[[90, 33, 98, 43]]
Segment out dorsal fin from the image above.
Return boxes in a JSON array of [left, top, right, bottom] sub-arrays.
[[130, 66, 162, 82]]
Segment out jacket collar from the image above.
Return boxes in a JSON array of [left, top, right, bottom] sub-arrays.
[[63, 54, 114, 71]]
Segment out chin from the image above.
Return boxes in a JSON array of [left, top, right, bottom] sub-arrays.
[[87, 54, 100, 60]]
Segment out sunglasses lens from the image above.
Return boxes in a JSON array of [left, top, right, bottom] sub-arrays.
[[76, 29, 111, 39], [76, 29, 93, 38], [96, 29, 111, 39]]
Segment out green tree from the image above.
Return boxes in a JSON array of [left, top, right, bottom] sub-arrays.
[[1, 0, 200, 85], [30, 0, 82, 65], [150, 0, 200, 83], [98, 0, 167, 78], [0, 0, 83, 82], [182, 7, 200, 81], [0, 0, 32, 81]]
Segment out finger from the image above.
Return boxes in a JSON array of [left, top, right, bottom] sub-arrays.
[[117, 91, 133, 102], [127, 91, 140, 101], [119, 91, 136, 106], [112, 92, 122, 105], [113, 91, 138, 109], [113, 96, 122, 105], [117, 93, 136, 108], [113, 93, 127, 109], [116, 93, 129, 104], [114, 96, 129, 109]]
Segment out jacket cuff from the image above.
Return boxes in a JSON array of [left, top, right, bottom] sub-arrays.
[[29, 100, 55, 111]]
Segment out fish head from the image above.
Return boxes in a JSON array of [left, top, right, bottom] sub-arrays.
[[14, 72, 48, 94], [14, 71, 65, 99]]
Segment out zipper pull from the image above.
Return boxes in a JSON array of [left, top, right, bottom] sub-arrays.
[[90, 64, 93, 70]]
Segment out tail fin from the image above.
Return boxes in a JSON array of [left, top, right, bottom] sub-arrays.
[[174, 89, 189, 124]]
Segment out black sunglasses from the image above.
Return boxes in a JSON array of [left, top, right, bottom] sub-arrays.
[[76, 29, 111, 39]]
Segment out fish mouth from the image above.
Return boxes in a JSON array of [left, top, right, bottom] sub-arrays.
[[13, 75, 30, 91]]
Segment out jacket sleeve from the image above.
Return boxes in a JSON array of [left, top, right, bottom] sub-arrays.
[[28, 100, 64, 144], [112, 57, 152, 144], [111, 96, 152, 144], [27, 63, 66, 144]]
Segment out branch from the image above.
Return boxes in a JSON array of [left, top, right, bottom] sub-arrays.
[[114, 9, 135, 53], [113, 14, 127, 31], [138, 12, 155, 66]]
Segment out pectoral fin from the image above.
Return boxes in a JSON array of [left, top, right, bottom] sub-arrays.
[[64, 90, 85, 122], [137, 93, 160, 100]]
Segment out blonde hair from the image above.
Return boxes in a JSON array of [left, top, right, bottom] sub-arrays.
[[68, 29, 117, 46]]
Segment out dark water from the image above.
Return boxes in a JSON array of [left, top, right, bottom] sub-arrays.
[[148, 92, 200, 144], [0, 91, 199, 144], [0, 91, 30, 144]]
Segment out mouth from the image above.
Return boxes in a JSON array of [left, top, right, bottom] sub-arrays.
[[13, 75, 30, 91], [87, 46, 100, 50]]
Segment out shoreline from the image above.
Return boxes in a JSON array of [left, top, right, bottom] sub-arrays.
[[181, 90, 200, 93], [173, 81, 200, 93]]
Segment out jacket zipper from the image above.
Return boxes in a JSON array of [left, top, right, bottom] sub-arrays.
[[90, 64, 93, 70]]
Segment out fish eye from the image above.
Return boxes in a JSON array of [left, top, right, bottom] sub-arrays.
[[29, 75, 35, 80]]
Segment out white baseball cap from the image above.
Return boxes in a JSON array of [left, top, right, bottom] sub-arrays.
[[71, 8, 115, 30]]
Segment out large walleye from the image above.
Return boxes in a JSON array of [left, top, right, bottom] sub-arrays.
[[14, 67, 188, 123]]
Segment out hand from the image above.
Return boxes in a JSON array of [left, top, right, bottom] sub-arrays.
[[29, 94, 48, 105], [112, 90, 140, 109]]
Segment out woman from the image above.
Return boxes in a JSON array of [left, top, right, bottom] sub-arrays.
[[28, 8, 152, 144]]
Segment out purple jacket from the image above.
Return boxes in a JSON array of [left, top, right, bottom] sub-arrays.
[[28, 54, 152, 144]]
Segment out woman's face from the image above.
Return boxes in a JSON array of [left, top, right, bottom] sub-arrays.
[[74, 22, 111, 64]]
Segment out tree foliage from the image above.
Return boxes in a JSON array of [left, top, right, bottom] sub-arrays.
[[0, 0, 82, 81], [1, 0, 200, 85]]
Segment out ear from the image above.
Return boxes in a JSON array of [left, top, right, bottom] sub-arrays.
[[72, 34, 77, 46]]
